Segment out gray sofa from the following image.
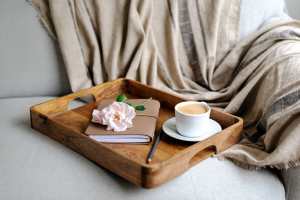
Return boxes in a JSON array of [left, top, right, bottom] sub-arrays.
[[0, 1, 298, 200]]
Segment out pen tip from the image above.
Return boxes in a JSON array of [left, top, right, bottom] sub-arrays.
[[147, 158, 152, 163]]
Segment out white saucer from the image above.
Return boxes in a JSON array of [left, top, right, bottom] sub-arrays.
[[162, 117, 222, 142]]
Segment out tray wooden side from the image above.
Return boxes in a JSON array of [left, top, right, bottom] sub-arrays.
[[30, 79, 243, 188]]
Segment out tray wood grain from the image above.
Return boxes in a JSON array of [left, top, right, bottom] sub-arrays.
[[30, 79, 243, 188]]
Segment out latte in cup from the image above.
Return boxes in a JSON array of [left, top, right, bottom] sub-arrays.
[[175, 101, 211, 138], [177, 103, 207, 115]]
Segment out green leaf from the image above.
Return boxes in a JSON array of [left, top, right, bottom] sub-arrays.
[[116, 95, 146, 111], [135, 105, 145, 111], [116, 94, 127, 102]]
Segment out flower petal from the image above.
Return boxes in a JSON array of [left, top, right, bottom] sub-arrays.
[[92, 101, 136, 131]]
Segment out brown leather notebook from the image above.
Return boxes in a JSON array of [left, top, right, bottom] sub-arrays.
[[85, 99, 160, 143]]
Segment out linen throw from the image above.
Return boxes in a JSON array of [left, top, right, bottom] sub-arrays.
[[31, 0, 300, 169]]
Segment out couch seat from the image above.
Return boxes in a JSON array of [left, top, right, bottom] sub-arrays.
[[0, 97, 285, 200]]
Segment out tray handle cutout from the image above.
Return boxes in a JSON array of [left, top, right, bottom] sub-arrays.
[[68, 94, 95, 111], [31, 79, 126, 116], [63, 79, 124, 112], [189, 145, 217, 167]]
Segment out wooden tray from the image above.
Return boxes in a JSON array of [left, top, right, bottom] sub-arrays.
[[30, 79, 243, 188]]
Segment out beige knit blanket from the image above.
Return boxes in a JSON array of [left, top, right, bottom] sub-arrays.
[[32, 0, 300, 169]]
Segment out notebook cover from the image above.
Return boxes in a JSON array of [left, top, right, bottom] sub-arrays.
[[85, 99, 160, 142]]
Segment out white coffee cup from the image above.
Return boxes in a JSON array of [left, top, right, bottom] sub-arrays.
[[175, 101, 211, 138]]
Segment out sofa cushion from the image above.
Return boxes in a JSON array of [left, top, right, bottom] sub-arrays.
[[240, 0, 290, 39], [0, 1, 70, 98], [0, 97, 285, 200]]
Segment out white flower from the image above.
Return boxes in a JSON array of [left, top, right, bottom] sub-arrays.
[[92, 102, 136, 132]]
